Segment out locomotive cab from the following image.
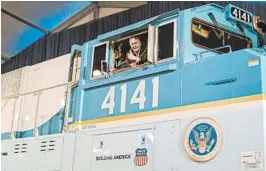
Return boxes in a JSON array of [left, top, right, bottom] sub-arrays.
[[67, 3, 266, 130]]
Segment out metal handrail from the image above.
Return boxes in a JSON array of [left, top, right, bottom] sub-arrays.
[[193, 45, 232, 60]]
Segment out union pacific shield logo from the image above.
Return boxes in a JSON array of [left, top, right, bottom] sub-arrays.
[[134, 148, 148, 166]]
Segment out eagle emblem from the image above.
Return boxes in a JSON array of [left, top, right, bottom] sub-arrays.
[[190, 126, 215, 154], [184, 118, 222, 162]]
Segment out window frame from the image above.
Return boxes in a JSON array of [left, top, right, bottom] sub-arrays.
[[90, 41, 109, 80], [155, 19, 177, 64], [191, 17, 252, 54], [110, 30, 150, 74]]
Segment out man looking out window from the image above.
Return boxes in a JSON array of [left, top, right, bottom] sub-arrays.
[[114, 35, 147, 70], [126, 36, 147, 67]]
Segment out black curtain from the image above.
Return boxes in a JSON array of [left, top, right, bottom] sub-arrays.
[[2, 2, 266, 74]]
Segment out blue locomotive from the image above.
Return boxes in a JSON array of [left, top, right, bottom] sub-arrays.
[[2, 3, 266, 171]]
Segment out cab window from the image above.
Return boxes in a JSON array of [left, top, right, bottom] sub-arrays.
[[91, 43, 108, 78], [157, 21, 175, 61], [192, 18, 252, 53], [112, 31, 148, 73]]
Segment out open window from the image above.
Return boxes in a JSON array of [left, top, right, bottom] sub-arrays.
[[91, 42, 109, 79], [156, 20, 176, 62], [192, 18, 252, 54], [112, 30, 149, 73]]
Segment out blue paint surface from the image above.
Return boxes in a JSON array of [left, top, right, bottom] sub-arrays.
[[1, 132, 11, 140]]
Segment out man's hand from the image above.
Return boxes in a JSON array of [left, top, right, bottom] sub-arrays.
[[127, 50, 140, 62], [129, 62, 140, 69]]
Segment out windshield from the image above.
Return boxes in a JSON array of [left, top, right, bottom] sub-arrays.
[[192, 18, 252, 53]]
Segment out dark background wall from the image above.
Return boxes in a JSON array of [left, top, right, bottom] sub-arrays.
[[2, 1, 266, 74]]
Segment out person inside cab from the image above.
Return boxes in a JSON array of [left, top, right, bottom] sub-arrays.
[[114, 35, 147, 70], [126, 36, 147, 67]]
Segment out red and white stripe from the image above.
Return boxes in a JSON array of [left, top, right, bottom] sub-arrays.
[[134, 156, 148, 166]]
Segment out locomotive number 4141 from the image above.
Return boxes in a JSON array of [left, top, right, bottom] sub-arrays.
[[101, 77, 159, 114], [231, 7, 252, 23]]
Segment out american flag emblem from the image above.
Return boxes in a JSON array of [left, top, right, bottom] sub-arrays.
[[134, 148, 148, 166]]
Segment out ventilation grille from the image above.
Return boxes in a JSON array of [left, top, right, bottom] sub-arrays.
[[14, 143, 27, 154], [40, 140, 56, 152], [205, 78, 237, 86], [1, 68, 23, 98]]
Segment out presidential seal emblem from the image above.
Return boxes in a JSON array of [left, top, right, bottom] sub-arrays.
[[183, 118, 222, 162]]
